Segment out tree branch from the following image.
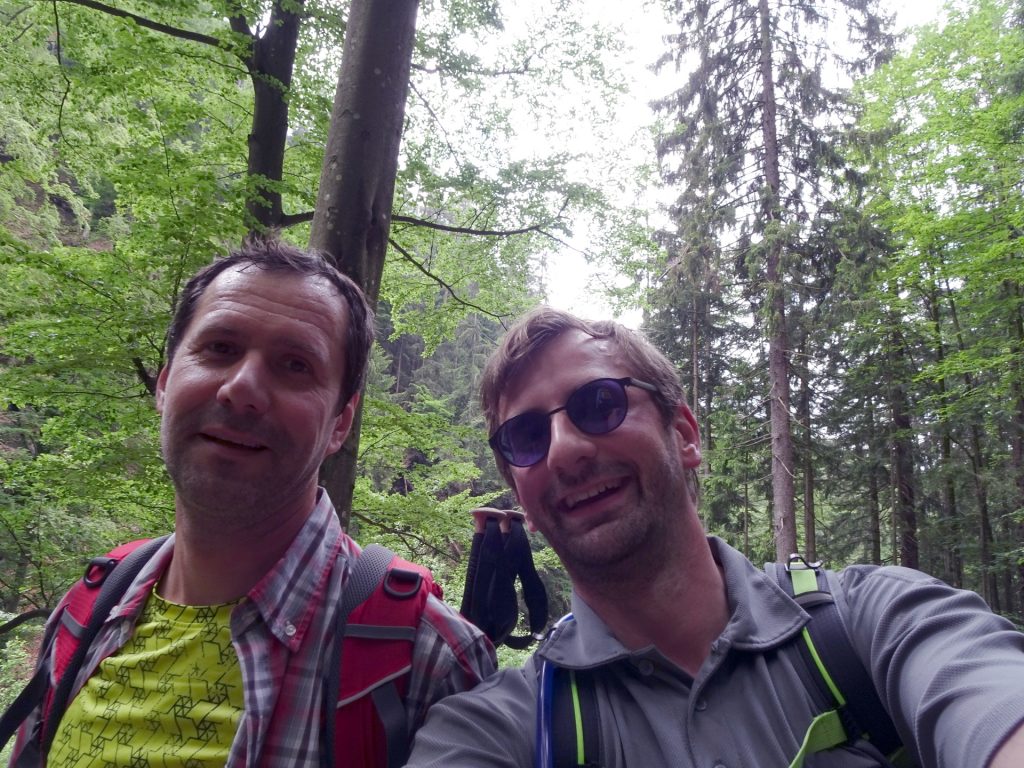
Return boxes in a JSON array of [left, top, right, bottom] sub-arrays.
[[279, 210, 315, 228], [391, 214, 545, 238], [0, 608, 51, 636], [133, 357, 157, 396], [387, 237, 506, 321], [57, 0, 226, 49], [351, 510, 458, 563]]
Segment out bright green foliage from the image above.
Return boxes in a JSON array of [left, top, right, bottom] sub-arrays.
[[843, 0, 1024, 609], [0, 0, 632, 626]]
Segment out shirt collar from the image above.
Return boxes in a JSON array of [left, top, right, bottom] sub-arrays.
[[538, 537, 807, 668], [242, 488, 347, 650]]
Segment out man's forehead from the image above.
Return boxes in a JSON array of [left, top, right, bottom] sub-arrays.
[[188, 268, 345, 348], [498, 332, 619, 412]]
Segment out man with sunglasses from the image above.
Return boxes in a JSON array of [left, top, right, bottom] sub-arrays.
[[407, 306, 1024, 768]]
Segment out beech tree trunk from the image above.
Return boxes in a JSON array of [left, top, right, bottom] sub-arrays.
[[309, 0, 421, 529]]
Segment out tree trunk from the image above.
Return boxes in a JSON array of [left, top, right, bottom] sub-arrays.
[[309, 0, 421, 528], [945, 283, 999, 607], [1007, 280, 1024, 622], [758, 0, 797, 562], [924, 281, 962, 586], [888, 330, 918, 570], [798, 338, 815, 561], [240, 1, 304, 230], [865, 401, 882, 565]]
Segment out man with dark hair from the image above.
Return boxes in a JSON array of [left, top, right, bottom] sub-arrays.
[[10, 239, 495, 766], [407, 305, 1024, 768]]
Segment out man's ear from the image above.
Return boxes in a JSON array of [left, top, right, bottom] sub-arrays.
[[672, 403, 702, 469], [155, 366, 169, 414], [326, 392, 359, 455]]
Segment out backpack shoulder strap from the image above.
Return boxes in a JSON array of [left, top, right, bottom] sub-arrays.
[[0, 535, 168, 757], [536, 614, 602, 768], [766, 557, 906, 767], [42, 535, 168, 751], [461, 508, 548, 649], [323, 544, 434, 768]]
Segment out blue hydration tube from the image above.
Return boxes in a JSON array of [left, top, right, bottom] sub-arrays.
[[535, 613, 575, 768]]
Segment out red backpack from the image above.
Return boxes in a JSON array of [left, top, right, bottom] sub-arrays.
[[1, 537, 437, 768]]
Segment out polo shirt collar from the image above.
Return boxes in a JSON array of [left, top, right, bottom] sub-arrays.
[[538, 537, 807, 668]]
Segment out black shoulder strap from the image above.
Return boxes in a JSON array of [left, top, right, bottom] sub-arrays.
[[464, 515, 518, 644], [535, 615, 602, 768], [502, 516, 549, 649], [321, 543, 395, 768], [551, 667, 601, 767], [31, 534, 168, 754], [0, 645, 51, 754], [767, 557, 904, 761], [460, 509, 548, 648]]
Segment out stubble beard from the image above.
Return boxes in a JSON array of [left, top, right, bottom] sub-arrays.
[[161, 408, 300, 533], [542, 453, 690, 586]]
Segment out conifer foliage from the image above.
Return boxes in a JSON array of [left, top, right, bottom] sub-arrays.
[[650, 0, 896, 561]]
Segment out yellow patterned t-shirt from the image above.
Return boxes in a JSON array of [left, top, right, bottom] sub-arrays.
[[49, 588, 244, 767]]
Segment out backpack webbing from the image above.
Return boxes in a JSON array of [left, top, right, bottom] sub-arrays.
[[322, 543, 421, 768], [539, 559, 910, 768], [768, 557, 908, 768], [461, 508, 548, 649], [0, 535, 168, 758]]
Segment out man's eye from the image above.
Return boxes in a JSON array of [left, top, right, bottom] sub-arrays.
[[205, 341, 236, 356], [283, 357, 311, 374]]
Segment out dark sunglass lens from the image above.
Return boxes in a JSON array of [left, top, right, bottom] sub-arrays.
[[500, 412, 551, 466], [568, 379, 628, 434]]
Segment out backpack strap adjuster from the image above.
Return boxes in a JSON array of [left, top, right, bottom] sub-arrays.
[[383, 568, 423, 600], [82, 556, 118, 588]]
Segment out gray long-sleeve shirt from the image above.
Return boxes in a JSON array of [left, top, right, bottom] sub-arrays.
[[407, 538, 1024, 768]]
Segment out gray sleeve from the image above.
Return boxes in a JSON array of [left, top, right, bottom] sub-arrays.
[[405, 664, 537, 768], [405, 593, 498, 734], [836, 565, 1024, 768]]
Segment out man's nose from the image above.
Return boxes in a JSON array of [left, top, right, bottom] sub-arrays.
[[216, 354, 271, 414], [545, 410, 597, 472]]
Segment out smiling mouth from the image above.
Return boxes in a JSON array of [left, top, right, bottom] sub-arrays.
[[563, 479, 624, 511], [201, 433, 267, 451]]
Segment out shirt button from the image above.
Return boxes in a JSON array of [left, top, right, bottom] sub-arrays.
[[283, 621, 297, 637], [636, 659, 655, 676], [695, 698, 708, 711]]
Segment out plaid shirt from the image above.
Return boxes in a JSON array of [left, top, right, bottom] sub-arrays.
[[12, 490, 496, 767]]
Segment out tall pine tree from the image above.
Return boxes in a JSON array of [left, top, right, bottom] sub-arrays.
[[651, 0, 895, 560]]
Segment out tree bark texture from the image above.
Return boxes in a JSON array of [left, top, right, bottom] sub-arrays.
[[887, 329, 918, 570], [758, 0, 797, 562], [238, 1, 304, 230], [309, 0, 421, 528]]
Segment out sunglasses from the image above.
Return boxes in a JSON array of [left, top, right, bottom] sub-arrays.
[[489, 377, 659, 467]]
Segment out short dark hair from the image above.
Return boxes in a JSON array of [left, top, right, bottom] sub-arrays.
[[480, 306, 691, 488], [165, 238, 374, 408]]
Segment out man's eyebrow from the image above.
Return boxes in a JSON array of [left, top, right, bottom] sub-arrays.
[[190, 323, 241, 340], [274, 336, 329, 359], [192, 325, 327, 359]]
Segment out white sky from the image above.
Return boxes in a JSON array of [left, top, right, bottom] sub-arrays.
[[541, 0, 948, 326]]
